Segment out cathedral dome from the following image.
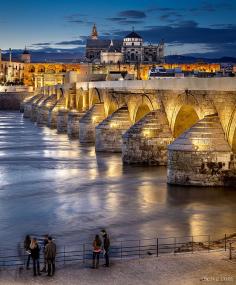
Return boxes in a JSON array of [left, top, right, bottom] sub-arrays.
[[124, 31, 142, 40]]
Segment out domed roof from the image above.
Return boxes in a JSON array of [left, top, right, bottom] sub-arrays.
[[124, 31, 142, 39]]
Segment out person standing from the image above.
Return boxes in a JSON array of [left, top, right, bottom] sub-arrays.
[[40, 234, 49, 273], [101, 229, 110, 267], [45, 237, 57, 277], [92, 235, 102, 269], [30, 238, 41, 277], [24, 235, 31, 270]]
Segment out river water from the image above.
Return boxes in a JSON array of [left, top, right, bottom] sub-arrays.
[[0, 112, 236, 248]]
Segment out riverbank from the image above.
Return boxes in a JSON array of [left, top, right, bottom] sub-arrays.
[[0, 251, 235, 285]]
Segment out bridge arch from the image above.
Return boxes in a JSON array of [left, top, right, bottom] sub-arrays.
[[129, 94, 155, 123], [226, 106, 236, 152], [173, 104, 200, 138], [166, 91, 215, 137], [46, 65, 56, 74], [37, 65, 45, 73], [89, 88, 102, 107], [75, 88, 84, 111]]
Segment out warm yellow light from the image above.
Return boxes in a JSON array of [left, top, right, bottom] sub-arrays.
[[92, 116, 98, 124], [142, 129, 151, 137], [110, 122, 118, 128]]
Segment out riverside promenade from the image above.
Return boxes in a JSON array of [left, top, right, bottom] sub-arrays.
[[0, 251, 235, 285]]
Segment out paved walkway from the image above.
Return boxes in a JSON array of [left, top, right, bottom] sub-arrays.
[[0, 251, 235, 285]]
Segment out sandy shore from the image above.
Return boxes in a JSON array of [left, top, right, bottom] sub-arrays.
[[0, 250, 235, 285]]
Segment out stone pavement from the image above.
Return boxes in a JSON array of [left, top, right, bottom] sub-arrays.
[[0, 251, 235, 285]]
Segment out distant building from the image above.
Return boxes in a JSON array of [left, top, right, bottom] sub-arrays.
[[21, 47, 31, 63], [86, 25, 165, 64], [86, 24, 122, 63], [101, 40, 124, 64]]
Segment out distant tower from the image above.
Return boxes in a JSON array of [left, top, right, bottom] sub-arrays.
[[9, 48, 12, 62], [91, 24, 98, 40], [159, 39, 165, 63], [21, 46, 31, 63]]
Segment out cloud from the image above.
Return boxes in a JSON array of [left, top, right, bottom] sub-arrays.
[[118, 10, 146, 19], [55, 40, 85, 46], [107, 17, 126, 22], [107, 16, 144, 25], [175, 20, 198, 28], [65, 14, 93, 26], [189, 0, 233, 13]]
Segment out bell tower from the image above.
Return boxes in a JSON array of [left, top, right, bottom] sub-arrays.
[[91, 24, 98, 40], [21, 46, 31, 63]]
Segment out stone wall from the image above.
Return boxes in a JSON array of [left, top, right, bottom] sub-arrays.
[[167, 114, 233, 186], [67, 111, 86, 138], [57, 110, 69, 133], [122, 109, 173, 165], [95, 106, 132, 152], [0, 92, 33, 110], [79, 103, 105, 143]]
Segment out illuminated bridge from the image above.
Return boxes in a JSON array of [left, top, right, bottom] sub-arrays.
[[22, 78, 236, 187]]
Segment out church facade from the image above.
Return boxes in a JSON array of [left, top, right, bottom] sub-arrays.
[[86, 25, 165, 64]]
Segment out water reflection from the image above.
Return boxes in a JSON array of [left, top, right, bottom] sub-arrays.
[[0, 111, 235, 249]]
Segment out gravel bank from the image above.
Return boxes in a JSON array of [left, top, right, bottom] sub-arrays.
[[0, 251, 235, 285]]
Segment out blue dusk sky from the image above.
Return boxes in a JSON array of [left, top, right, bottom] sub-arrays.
[[0, 0, 236, 58]]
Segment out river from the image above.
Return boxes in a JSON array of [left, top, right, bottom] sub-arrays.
[[0, 111, 235, 248]]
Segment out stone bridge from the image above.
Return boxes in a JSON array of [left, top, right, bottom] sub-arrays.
[[22, 78, 236, 187]]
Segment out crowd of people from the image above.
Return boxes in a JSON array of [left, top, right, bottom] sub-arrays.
[[24, 234, 57, 277], [23, 229, 110, 277]]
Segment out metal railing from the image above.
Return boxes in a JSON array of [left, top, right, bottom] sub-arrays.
[[229, 241, 236, 260], [0, 233, 235, 268]]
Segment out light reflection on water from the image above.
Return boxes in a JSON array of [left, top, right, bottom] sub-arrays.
[[0, 111, 235, 249]]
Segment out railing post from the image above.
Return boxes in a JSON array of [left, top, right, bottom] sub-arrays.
[[191, 236, 194, 253], [120, 241, 123, 260], [83, 244, 85, 264], [208, 235, 210, 252], [225, 234, 227, 251], [156, 238, 159, 257], [63, 245, 66, 265], [174, 237, 176, 255], [139, 240, 141, 259], [229, 242, 232, 260]]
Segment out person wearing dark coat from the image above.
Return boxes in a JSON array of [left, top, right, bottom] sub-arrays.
[[24, 235, 31, 270], [45, 236, 57, 276], [30, 238, 41, 276], [101, 229, 110, 267]]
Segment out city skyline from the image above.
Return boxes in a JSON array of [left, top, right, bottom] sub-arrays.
[[0, 0, 236, 58]]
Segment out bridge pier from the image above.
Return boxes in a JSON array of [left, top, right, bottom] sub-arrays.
[[167, 114, 233, 186], [57, 109, 69, 133], [47, 109, 58, 129], [23, 95, 41, 118], [67, 111, 85, 138], [122, 109, 173, 165], [95, 106, 132, 152], [79, 103, 105, 143], [36, 94, 57, 126], [30, 96, 46, 122], [24, 102, 33, 118]]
